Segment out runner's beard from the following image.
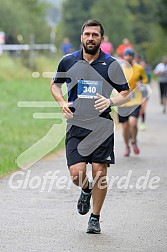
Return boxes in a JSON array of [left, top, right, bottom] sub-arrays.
[[83, 42, 101, 55]]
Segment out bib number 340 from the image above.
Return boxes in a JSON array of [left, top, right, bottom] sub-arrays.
[[83, 86, 96, 94], [78, 79, 102, 99]]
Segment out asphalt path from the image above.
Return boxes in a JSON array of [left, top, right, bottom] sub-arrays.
[[0, 82, 167, 252]]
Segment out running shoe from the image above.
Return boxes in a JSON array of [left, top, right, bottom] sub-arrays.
[[131, 142, 140, 155], [140, 123, 146, 131], [124, 146, 130, 157], [87, 217, 101, 234], [77, 190, 91, 215]]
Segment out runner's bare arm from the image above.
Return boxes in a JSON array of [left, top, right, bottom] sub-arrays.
[[50, 80, 73, 118], [94, 90, 130, 113]]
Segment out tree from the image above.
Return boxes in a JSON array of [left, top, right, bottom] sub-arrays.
[[0, 0, 51, 44], [57, 0, 95, 49], [126, 0, 156, 44], [146, 26, 167, 66], [91, 0, 134, 48], [57, 0, 134, 50], [125, 0, 167, 63], [56, 0, 166, 63], [155, 0, 167, 32]]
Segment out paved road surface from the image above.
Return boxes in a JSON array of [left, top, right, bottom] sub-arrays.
[[0, 83, 167, 252]]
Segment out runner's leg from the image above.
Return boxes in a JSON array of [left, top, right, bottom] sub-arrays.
[[91, 163, 108, 215]]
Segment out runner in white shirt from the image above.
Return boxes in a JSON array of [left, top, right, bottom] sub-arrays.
[[154, 56, 167, 113]]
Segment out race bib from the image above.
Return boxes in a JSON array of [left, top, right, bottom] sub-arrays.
[[77, 80, 102, 99]]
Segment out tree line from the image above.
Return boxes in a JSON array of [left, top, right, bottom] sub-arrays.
[[0, 0, 51, 44], [0, 0, 166, 65], [57, 0, 167, 65]]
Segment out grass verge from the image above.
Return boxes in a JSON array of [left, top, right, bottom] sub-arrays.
[[0, 53, 65, 175]]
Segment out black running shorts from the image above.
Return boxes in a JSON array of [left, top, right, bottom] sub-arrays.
[[118, 105, 141, 123], [65, 125, 115, 167], [159, 82, 167, 99]]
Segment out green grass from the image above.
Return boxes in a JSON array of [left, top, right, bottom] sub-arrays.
[[0, 53, 66, 175], [0, 52, 119, 176]]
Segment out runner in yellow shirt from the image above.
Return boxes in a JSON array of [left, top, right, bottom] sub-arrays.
[[118, 48, 148, 156]]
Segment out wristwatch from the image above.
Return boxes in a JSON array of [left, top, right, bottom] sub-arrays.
[[110, 98, 115, 107]]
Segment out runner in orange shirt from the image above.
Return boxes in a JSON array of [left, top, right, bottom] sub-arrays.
[[116, 38, 134, 58]]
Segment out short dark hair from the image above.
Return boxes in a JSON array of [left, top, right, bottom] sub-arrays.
[[81, 19, 104, 37]]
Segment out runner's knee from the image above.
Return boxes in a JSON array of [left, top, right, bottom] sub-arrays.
[[92, 164, 107, 183], [69, 165, 86, 182]]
